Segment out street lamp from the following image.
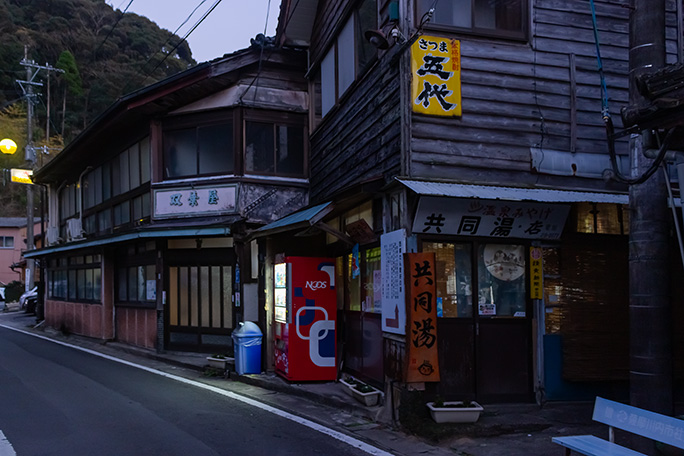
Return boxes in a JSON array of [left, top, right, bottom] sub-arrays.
[[0, 138, 17, 155]]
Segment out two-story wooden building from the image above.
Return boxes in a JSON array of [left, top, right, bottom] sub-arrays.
[[26, 40, 309, 352], [256, 0, 683, 407]]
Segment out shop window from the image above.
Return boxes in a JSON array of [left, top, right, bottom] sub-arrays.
[[418, 0, 528, 41], [574, 203, 629, 235], [163, 121, 233, 179], [423, 242, 473, 317], [47, 254, 101, 303], [245, 121, 305, 177], [477, 244, 526, 318], [117, 265, 156, 305], [361, 247, 382, 313]]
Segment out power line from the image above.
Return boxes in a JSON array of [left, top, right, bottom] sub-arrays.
[[93, 0, 135, 59], [128, 0, 222, 91]]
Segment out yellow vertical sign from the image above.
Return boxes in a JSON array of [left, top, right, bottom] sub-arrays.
[[411, 35, 462, 116], [529, 247, 543, 300]]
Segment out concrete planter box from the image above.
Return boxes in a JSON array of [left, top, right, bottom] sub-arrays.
[[427, 401, 484, 423], [206, 356, 227, 370], [340, 378, 381, 407]]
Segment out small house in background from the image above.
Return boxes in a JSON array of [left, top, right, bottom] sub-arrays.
[[0, 217, 42, 287], [26, 39, 309, 351]]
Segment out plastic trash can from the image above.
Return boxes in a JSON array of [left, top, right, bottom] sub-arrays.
[[231, 321, 263, 375]]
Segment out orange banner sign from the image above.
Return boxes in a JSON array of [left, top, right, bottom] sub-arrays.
[[405, 252, 440, 383]]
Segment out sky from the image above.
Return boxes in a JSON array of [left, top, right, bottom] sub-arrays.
[[105, 0, 281, 63]]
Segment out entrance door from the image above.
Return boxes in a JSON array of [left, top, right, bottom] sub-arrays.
[[166, 261, 234, 351], [425, 241, 532, 403]]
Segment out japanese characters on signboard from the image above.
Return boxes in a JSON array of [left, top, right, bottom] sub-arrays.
[[529, 247, 543, 300], [411, 35, 462, 117], [381, 230, 407, 335], [405, 252, 440, 383], [153, 184, 237, 219], [413, 196, 570, 240]]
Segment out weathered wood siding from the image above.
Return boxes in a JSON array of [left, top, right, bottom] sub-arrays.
[[410, 0, 635, 190], [309, 58, 402, 202]]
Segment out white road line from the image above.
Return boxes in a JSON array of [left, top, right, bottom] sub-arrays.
[[0, 430, 17, 456], [0, 324, 394, 456]]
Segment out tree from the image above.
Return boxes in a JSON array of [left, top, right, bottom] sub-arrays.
[[55, 50, 83, 136]]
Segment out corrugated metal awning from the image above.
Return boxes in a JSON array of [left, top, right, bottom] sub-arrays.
[[23, 226, 231, 259], [250, 202, 334, 238], [397, 178, 629, 204]]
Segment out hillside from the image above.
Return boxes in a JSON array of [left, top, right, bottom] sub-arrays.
[[0, 0, 197, 145]]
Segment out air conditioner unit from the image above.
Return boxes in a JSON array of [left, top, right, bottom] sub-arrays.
[[47, 227, 62, 245], [66, 218, 83, 241]]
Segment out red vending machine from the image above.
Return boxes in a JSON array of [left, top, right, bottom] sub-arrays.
[[274, 256, 336, 381]]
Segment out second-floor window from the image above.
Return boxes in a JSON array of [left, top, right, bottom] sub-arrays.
[[418, 0, 527, 41], [245, 121, 305, 177], [163, 115, 234, 179], [319, 0, 377, 118]]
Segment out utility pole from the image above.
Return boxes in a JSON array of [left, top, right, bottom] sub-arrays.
[[17, 49, 64, 292], [628, 0, 672, 445]]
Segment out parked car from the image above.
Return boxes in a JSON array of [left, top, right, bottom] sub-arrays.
[[19, 287, 38, 314]]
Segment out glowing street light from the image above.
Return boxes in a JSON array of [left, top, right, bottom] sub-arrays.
[[0, 138, 17, 155]]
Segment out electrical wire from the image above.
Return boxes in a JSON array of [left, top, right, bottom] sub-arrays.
[[127, 0, 209, 87], [589, 0, 672, 184], [93, 0, 135, 59], [134, 0, 223, 88]]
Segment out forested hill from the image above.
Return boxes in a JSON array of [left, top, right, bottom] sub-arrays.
[[0, 0, 197, 144]]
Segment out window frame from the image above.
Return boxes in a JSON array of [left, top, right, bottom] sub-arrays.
[[243, 109, 308, 179], [162, 111, 235, 180], [47, 254, 102, 303], [417, 0, 529, 42]]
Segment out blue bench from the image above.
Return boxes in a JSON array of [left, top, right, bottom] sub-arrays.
[[552, 396, 684, 455]]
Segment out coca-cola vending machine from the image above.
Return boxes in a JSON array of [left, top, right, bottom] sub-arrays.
[[274, 256, 336, 381]]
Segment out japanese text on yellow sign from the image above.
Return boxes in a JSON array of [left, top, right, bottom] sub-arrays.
[[10, 168, 33, 185], [411, 35, 461, 117], [529, 247, 543, 300]]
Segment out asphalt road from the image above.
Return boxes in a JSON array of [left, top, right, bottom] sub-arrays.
[[0, 326, 382, 456]]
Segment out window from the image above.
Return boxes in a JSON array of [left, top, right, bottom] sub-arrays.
[[0, 236, 13, 248], [117, 265, 156, 305], [47, 254, 102, 303], [245, 121, 305, 177], [163, 120, 233, 179], [574, 203, 629, 235], [318, 0, 378, 118], [418, 0, 528, 41]]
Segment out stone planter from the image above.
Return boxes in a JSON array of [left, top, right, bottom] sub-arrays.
[[206, 356, 227, 370], [426, 401, 484, 423], [340, 378, 382, 407]]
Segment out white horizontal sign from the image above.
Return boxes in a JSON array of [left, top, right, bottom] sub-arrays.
[[413, 196, 569, 240], [154, 184, 237, 218]]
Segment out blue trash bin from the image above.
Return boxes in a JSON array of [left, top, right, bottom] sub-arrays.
[[231, 321, 263, 375]]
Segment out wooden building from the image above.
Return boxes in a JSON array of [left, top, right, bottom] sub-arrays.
[[26, 42, 309, 352], [258, 0, 683, 407]]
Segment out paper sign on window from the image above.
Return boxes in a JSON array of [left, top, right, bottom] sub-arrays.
[[411, 35, 462, 117]]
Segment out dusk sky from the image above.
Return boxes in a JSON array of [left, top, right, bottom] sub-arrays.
[[106, 0, 281, 63]]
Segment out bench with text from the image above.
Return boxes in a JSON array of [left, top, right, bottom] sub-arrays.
[[552, 396, 684, 455]]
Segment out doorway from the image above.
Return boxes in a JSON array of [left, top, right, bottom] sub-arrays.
[[424, 241, 532, 403]]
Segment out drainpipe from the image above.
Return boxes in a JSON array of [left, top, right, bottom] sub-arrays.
[[77, 167, 92, 236]]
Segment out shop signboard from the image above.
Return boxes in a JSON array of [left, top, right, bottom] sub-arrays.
[[405, 252, 440, 383], [411, 35, 461, 117], [529, 247, 544, 300], [381, 229, 407, 334], [413, 196, 570, 240], [153, 184, 237, 219]]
